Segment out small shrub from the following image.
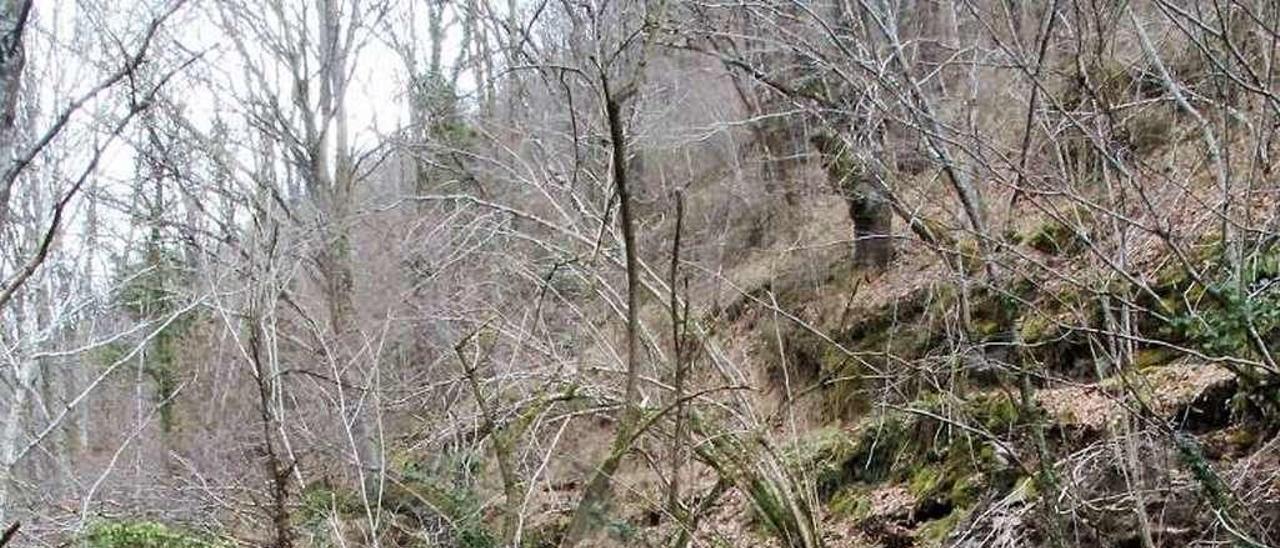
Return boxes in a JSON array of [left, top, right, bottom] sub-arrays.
[[85, 520, 227, 548]]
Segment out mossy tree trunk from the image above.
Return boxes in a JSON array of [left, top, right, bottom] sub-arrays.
[[848, 183, 894, 269], [561, 86, 643, 548], [812, 133, 894, 270]]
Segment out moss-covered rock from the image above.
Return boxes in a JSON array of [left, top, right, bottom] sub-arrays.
[[1020, 220, 1083, 256], [807, 392, 1024, 519]]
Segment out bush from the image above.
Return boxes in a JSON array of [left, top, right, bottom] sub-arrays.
[[85, 520, 227, 548]]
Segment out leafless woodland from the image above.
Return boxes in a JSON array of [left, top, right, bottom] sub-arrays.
[[2, 0, 1280, 546]]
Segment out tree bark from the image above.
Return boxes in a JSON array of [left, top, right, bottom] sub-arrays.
[[0, 0, 28, 227], [250, 317, 294, 548], [812, 134, 894, 269], [0, 521, 18, 547], [561, 90, 642, 548], [312, 0, 379, 501]]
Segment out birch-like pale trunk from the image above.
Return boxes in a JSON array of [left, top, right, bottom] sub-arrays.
[[0, 357, 37, 527]]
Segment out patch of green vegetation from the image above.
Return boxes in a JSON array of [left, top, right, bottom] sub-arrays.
[[813, 413, 913, 497], [907, 464, 943, 498], [774, 297, 939, 419], [412, 71, 474, 147], [822, 313, 941, 417], [965, 393, 1020, 435], [1133, 347, 1177, 369], [1139, 239, 1280, 416], [813, 394, 1015, 497], [605, 517, 639, 543], [786, 427, 858, 479], [916, 508, 967, 547], [699, 427, 822, 548], [520, 517, 567, 548], [300, 450, 500, 548], [1160, 244, 1280, 368], [801, 393, 1027, 542], [1012, 285, 1101, 373], [298, 482, 362, 528], [827, 485, 874, 520], [1017, 312, 1058, 344], [391, 452, 499, 548], [955, 239, 986, 275], [113, 243, 199, 433], [1020, 219, 1083, 256], [85, 520, 228, 548]]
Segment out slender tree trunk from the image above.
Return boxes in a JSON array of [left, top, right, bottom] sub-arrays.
[[250, 317, 294, 548], [0, 11, 28, 498], [667, 191, 686, 519], [0, 0, 28, 226], [0, 357, 35, 527], [562, 89, 642, 548], [313, 0, 379, 504], [456, 342, 521, 544]]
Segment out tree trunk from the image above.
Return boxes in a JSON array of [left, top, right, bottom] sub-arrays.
[[812, 133, 894, 270], [0, 358, 35, 527], [561, 91, 642, 548], [314, 0, 380, 510], [250, 317, 294, 548], [0, 0, 27, 227], [849, 187, 894, 269]]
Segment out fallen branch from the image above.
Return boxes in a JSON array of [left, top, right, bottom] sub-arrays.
[[0, 521, 18, 547]]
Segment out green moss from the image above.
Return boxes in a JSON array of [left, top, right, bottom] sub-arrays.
[[520, 517, 567, 548], [828, 485, 874, 520], [85, 521, 228, 548], [299, 483, 362, 520], [916, 508, 967, 547], [1225, 426, 1259, 450], [786, 426, 860, 495], [903, 434, 995, 510], [956, 239, 985, 274], [807, 305, 938, 418], [964, 393, 1019, 435], [907, 465, 943, 498], [814, 414, 912, 496], [946, 469, 987, 509], [1018, 313, 1059, 344], [971, 318, 1002, 339], [1011, 475, 1038, 502], [817, 395, 1011, 497], [1133, 347, 1177, 369], [1022, 220, 1082, 256]]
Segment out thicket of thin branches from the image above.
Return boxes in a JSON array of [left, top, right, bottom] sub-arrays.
[[2, 1, 1280, 547]]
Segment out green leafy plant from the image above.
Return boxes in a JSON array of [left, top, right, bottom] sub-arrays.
[[85, 520, 228, 548]]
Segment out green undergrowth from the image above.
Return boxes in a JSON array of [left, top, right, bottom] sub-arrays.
[[297, 451, 499, 548], [789, 393, 1025, 543], [696, 424, 822, 548], [1014, 214, 1089, 256], [1146, 241, 1280, 416], [85, 520, 229, 548], [747, 231, 1280, 542]]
